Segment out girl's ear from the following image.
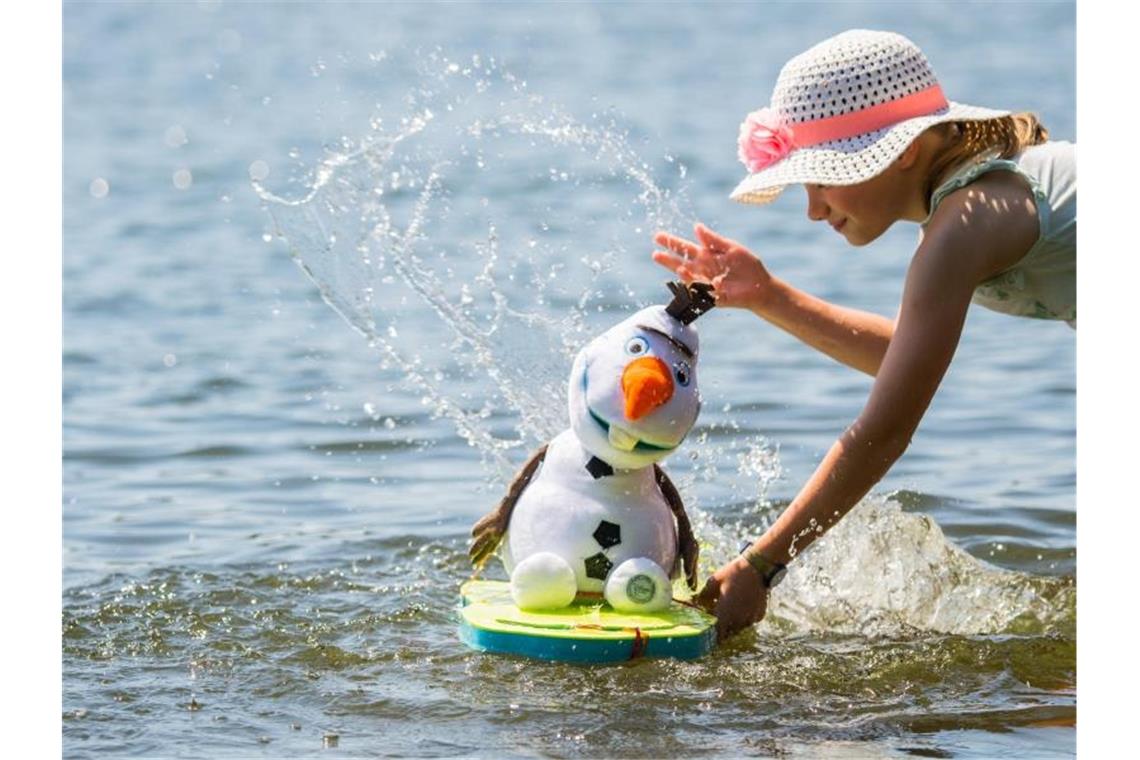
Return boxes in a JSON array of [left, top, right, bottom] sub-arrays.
[[896, 138, 922, 170]]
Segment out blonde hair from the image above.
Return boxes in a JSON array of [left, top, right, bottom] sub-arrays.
[[924, 113, 1049, 206]]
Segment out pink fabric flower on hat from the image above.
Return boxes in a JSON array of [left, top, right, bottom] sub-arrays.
[[737, 108, 795, 173]]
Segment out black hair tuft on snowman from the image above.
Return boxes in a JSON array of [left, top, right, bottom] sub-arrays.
[[664, 281, 716, 325]]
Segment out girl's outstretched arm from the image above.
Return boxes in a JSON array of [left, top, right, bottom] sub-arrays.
[[654, 224, 895, 376], [695, 176, 1040, 640]]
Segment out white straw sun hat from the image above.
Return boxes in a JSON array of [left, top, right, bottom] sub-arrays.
[[731, 29, 1010, 204]]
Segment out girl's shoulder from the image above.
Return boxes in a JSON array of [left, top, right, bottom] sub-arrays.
[[923, 140, 1075, 279], [920, 169, 1041, 284]]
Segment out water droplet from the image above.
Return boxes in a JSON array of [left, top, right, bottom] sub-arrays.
[[89, 177, 109, 199], [249, 160, 270, 181], [164, 125, 188, 148], [163, 354, 178, 368], [173, 168, 193, 190]]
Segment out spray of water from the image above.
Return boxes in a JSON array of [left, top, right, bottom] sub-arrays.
[[774, 494, 1073, 636], [256, 51, 1072, 638], [255, 51, 694, 479]]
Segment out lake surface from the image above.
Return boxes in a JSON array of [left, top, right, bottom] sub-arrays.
[[63, 2, 1075, 757]]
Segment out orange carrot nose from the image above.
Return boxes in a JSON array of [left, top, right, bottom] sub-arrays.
[[621, 356, 674, 421]]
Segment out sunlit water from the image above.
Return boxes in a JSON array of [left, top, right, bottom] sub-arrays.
[[64, 2, 1075, 757]]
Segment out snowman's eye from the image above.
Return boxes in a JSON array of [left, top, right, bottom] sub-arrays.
[[673, 361, 691, 386], [625, 337, 649, 356]]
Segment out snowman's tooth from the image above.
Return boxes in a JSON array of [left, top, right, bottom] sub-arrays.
[[608, 425, 638, 451]]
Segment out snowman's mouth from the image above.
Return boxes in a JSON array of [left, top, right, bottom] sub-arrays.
[[587, 407, 675, 453]]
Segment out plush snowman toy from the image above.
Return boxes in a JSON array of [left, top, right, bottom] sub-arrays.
[[470, 282, 714, 612]]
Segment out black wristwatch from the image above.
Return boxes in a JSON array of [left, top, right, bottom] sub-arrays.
[[740, 543, 787, 589]]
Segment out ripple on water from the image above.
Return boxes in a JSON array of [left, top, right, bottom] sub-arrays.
[[62, 515, 1073, 755]]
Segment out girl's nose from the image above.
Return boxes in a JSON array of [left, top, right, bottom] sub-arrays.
[[805, 185, 829, 222]]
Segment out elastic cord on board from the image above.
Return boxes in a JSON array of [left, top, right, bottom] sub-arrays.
[[629, 627, 647, 660]]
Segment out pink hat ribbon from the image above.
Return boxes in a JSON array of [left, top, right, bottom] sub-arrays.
[[737, 84, 949, 173]]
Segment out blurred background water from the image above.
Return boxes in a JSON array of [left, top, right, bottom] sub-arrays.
[[63, 2, 1075, 757]]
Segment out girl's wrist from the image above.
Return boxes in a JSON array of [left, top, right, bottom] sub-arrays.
[[740, 544, 788, 588], [748, 524, 795, 567], [748, 275, 786, 319]]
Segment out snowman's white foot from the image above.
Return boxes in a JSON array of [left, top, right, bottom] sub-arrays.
[[604, 557, 672, 612], [509, 552, 578, 610]]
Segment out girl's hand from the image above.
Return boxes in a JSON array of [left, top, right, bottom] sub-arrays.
[[694, 555, 770, 641], [653, 223, 773, 311]]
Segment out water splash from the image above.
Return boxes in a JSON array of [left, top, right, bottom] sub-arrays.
[[256, 51, 692, 480], [771, 494, 1074, 637]]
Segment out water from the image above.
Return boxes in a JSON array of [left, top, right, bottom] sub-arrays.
[[63, 2, 1075, 757]]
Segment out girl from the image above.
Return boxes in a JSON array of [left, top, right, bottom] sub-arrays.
[[652, 29, 1075, 640]]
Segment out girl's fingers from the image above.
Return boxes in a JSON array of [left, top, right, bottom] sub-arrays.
[[658, 251, 725, 282], [652, 252, 707, 285], [654, 231, 702, 259], [651, 250, 685, 273], [694, 223, 739, 254]]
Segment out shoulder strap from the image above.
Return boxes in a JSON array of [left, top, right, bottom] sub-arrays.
[[926, 154, 1037, 224]]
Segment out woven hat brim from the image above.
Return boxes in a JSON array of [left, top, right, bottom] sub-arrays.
[[730, 102, 1009, 205]]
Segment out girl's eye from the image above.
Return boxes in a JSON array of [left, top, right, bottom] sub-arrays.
[[625, 337, 649, 356], [673, 361, 691, 387]]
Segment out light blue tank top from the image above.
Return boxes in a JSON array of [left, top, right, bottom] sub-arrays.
[[924, 141, 1076, 327]]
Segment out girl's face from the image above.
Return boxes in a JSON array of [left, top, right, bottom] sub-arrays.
[[802, 138, 931, 246], [804, 169, 911, 246]]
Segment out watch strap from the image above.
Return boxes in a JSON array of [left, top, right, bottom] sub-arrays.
[[740, 544, 787, 588]]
